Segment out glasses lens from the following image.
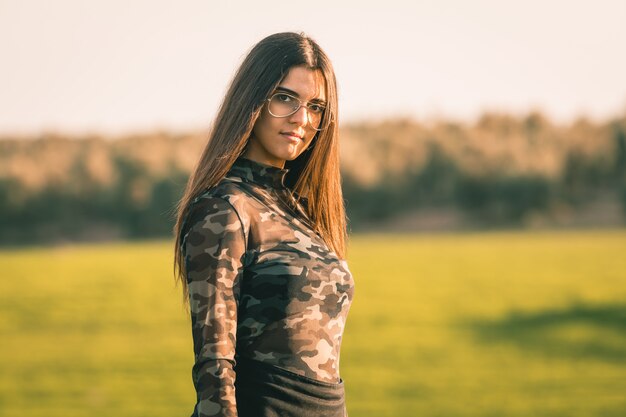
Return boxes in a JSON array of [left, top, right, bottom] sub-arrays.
[[311, 109, 331, 131], [268, 93, 332, 131], [268, 94, 298, 117]]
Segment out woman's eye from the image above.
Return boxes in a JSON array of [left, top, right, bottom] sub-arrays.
[[308, 104, 325, 114], [276, 93, 293, 102]]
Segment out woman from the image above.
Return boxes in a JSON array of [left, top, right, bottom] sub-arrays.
[[174, 32, 355, 417]]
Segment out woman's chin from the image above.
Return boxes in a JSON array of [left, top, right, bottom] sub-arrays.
[[275, 147, 303, 161]]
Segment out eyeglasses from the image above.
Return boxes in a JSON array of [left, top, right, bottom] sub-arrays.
[[266, 92, 332, 131]]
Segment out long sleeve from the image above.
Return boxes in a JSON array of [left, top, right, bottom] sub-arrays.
[[182, 196, 247, 417]]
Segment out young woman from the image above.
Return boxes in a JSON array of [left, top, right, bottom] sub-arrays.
[[174, 32, 355, 417]]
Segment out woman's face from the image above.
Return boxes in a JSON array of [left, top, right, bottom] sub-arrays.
[[245, 65, 327, 168]]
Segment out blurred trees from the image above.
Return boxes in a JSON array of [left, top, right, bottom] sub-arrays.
[[340, 112, 626, 230], [1, 111, 625, 245]]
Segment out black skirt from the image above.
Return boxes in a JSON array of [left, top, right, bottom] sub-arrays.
[[234, 355, 347, 417]]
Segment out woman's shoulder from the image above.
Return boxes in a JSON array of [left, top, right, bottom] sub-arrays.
[[180, 184, 249, 248], [183, 178, 258, 238], [193, 177, 257, 213]]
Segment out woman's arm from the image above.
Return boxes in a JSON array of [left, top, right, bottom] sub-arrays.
[[183, 196, 246, 417]]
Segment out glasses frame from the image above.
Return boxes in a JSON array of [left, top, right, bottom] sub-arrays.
[[265, 92, 332, 132]]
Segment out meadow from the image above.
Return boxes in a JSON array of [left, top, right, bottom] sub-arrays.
[[1, 229, 625, 417]]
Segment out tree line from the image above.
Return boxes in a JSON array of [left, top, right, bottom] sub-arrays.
[[1, 112, 625, 245]]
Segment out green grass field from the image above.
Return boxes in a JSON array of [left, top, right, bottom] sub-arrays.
[[1, 229, 625, 417]]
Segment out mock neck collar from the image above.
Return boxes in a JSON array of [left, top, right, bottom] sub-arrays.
[[227, 157, 289, 189]]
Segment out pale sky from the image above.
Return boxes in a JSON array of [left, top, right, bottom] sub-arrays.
[[1, 0, 625, 135]]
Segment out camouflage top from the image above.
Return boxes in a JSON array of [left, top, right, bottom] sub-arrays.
[[181, 157, 355, 417]]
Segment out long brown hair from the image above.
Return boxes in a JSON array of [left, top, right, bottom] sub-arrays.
[[173, 32, 347, 302]]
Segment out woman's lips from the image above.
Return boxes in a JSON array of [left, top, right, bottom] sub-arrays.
[[281, 132, 302, 142]]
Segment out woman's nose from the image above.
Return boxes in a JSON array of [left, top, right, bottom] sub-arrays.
[[289, 106, 309, 126]]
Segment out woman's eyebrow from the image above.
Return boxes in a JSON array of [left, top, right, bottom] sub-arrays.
[[275, 86, 326, 104], [275, 86, 300, 96]]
